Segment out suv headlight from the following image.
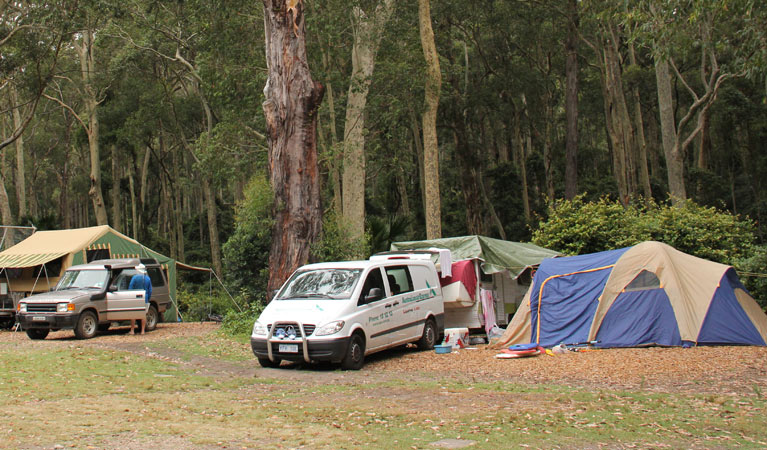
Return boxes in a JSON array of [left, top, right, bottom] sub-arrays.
[[314, 320, 345, 336], [57, 303, 74, 313], [18, 303, 26, 313], [252, 321, 268, 337]]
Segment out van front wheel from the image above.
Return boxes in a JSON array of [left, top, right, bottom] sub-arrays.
[[258, 357, 281, 368], [341, 334, 365, 370], [417, 319, 437, 350]]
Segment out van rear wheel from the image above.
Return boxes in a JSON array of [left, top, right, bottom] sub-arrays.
[[417, 319, 437, 350], [341, 334, 365, 370]]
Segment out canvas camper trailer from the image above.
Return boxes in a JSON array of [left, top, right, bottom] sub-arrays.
[[390, 236, 559, 331], [0, 225, 183, 326]]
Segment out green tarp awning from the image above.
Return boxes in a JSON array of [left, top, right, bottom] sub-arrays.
[[391, 235, 559, 278]]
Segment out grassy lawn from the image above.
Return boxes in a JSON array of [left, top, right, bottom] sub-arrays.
[[0, 335, 765, 449]]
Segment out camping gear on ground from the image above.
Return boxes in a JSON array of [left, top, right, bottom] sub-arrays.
[[469, 336, 487, 345], [391, 236, 559, 329], [493, 241, 767, 349], [495, 345, 544, 359], [434, 344, 453, 354], [444, 327, 470, 349]]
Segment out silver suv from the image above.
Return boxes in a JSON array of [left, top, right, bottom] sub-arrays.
[[16, 258, 171, 339]]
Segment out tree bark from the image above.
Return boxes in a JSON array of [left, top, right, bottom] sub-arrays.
[[9, 85, 27, 219], [262, 0, 325, 299], [695, 109, 711, 198], [128, 160, 137, 238], [654, 57, 686, 204], [629, 42, 652, 199], [564, 0, 579, 200], [452, 124, 482, 235], [513, 104, 531, 223], [601, 24, 637, 205], [543, 95, 555, 202], [173, 143, 184, 262], [320, 44, 342, 216], [74, 29, 109, 225], [341, 0, 396, 240], [418, 0, 442, 239], [111, 145, 121, 232], [0, 168, 15, 229]]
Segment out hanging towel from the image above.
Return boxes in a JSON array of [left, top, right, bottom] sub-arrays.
[[480, 289, 497, 334], [428, 247, 452, 277]]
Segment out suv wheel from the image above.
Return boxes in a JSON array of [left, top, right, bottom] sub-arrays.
[[145, 304, 159, 331], [26, 329, 49, 340], [74, 311, 98, 339]]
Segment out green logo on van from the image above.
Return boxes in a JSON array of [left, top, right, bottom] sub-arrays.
[[426, 280, 437, 297], [401, 282, 437, 304]]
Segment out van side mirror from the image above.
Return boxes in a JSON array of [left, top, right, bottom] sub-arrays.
[[364, 287, 384, 303], [108, 284, 118, 292]]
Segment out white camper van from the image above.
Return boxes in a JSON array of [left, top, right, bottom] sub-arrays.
[[250, 255, 445, 370]]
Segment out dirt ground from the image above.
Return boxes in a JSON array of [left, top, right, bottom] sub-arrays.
[[2, 322, 766, 396]]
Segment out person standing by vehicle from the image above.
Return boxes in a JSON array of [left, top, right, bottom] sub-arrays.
[[129, 264, 152, 335]]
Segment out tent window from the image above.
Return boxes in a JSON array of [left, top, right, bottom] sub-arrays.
[[42, 256, 64, 277], [86, 249, 110, 262], [624, 270, 661, 292], [3, 268, 22, 280]]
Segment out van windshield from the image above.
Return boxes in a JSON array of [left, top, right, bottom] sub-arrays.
[[55, 269, 109, 291], [277, 269, 362, 300]]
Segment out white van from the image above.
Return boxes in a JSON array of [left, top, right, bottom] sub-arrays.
[[250, 255, 445, 370]]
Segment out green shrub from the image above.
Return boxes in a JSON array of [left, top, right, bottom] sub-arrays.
[[220, 299, 265, 337], [532, 196, 637, 255], [222, 175, 273, 297], [176, 288, 242, 322], [311, 210, 370, 261], [736, 245, 767, 309], [533, 196, 756, 266]]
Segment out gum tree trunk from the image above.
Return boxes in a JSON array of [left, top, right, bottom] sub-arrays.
[[564, 0, 579, 200], [262, 0, 325, 299], [419, 0, 442, 239], [341, 0, 396, 240]]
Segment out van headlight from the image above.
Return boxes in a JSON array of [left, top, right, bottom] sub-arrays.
[[252, 321, 268, 337], [314, 320, 345, 336], [18, 303, 26, 313], [57, 303, 74, 313]]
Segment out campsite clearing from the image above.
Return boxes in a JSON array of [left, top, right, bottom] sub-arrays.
[[1, 323, 766, 448]]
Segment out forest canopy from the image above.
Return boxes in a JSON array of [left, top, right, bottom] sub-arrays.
[[2, 0, 767, 309]]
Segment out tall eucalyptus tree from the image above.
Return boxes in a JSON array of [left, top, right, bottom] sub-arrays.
[[262, 0, 325, 298]]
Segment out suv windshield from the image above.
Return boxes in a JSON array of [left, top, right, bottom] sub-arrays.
[[277, 269, 362, 300], [56, 269, 109, 291]]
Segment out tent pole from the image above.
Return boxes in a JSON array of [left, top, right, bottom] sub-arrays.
[[208, 271, 213, 317]]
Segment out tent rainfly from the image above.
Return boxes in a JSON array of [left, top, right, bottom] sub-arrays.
[[391, 235, 560, 330], [494, 241, 767, 348]]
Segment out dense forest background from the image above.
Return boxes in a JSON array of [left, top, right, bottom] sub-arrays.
[[2, 1, 767, 307]]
